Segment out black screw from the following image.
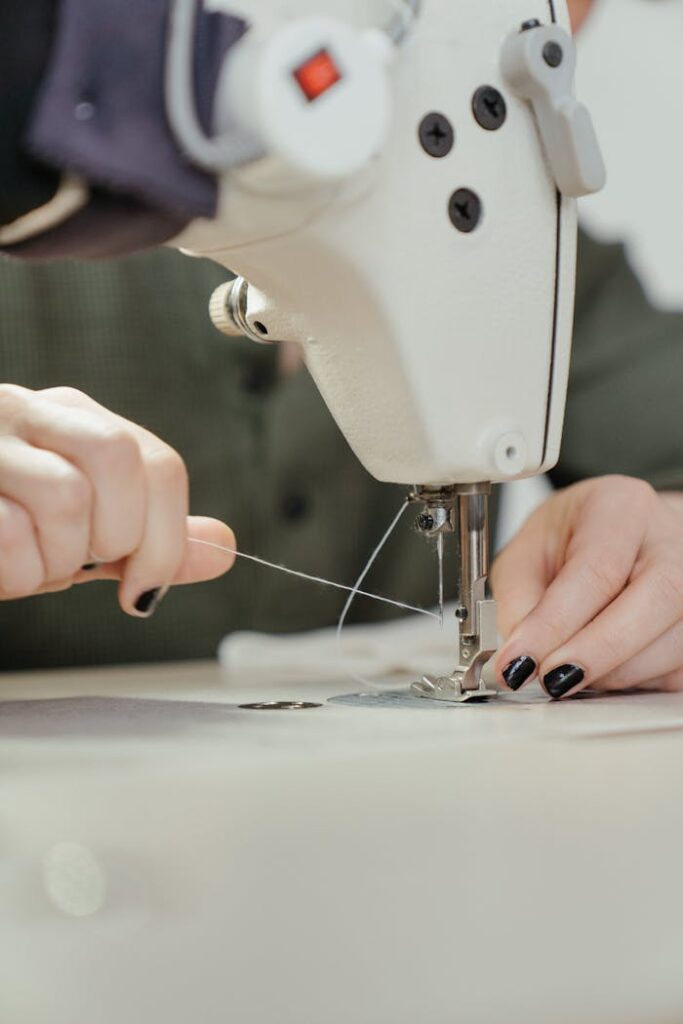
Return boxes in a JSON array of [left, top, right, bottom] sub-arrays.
[[455, 607, 468, 622], [520, 18, 541, 31], [418, 112, 454, 158], [543, 41, 564, 67], [448, 188, 482, 234], [417, 513, 434, 532], [472, 86, 507, 131]]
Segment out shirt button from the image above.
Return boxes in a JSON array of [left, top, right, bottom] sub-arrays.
[[281, 493, 310, 521], [240, 364, 271, 395]]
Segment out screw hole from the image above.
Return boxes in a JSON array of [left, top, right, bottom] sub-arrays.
[[505, 446, 517, 460], [253, 321, 269, 336]]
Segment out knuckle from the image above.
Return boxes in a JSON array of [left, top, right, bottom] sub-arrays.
[[0, 507, 43, 597], [0, 503, 31, 551], [91, 425, 141, 476], [592, 628, 626, 669], [611, 475, 656, 509], [533, 610, 566, 642], [41, 385, 88, 407], [146, 445, 188, 492], [0, 383, 26, 421], [652, 563, 683, 608], [578, 555, 624, 603], [51, 468, 92, 520], [94, 524, 143, 565]]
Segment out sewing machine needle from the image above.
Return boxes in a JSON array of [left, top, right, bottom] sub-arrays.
[[437, 532, 444, 627]]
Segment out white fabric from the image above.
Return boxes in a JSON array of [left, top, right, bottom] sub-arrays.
[[218, 604, 462, 681]]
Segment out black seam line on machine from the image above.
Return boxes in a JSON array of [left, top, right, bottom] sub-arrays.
[[542, 188, 562, 464], [541, 2, 559, 461]]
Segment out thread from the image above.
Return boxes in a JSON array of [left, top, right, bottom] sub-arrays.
[[336, 500, 410, 635], [189, 532, 439, 621], [334, 500, 414, 687]]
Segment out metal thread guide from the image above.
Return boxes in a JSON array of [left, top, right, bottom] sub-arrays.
[[410, 483, 498, 703]]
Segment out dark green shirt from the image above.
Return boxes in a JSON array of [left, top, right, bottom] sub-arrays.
[[0, 232, 681, 670]]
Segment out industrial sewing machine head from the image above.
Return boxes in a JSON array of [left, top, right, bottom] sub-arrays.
[[171, 0, 605, 702]]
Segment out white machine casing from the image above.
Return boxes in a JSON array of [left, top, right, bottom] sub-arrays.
[[178, 0, 578, 487]]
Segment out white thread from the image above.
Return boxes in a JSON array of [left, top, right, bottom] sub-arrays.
[[335, 500, 411, 688], [188, 534, 438, 621]]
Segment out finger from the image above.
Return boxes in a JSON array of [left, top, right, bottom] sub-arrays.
[[0, 436, 91, 582], [116, 429, 189, 616], [26, 388, 146, 562], [0, 497, 46, 598], [71, 517, 237, 586], [491, 500, 562, 692], [495, 481, 648, 689], [595, 619, 683, 692], [491, 509, 552, 639], [35, 391, 191, 617], [540, 564, 683, 699]]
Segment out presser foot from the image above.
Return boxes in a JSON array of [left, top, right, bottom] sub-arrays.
[[411, 648, 498, 704], [411, 673, 498, 704]]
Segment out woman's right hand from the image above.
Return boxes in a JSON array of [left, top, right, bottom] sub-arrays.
[[0, 385, 235, 615]]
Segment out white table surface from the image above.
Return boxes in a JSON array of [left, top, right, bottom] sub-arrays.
[[2, 660, 683, 1024]]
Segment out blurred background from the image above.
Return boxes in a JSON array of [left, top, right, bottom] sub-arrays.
[[0, 0, 681, 664], [578, 0, 683, 310]]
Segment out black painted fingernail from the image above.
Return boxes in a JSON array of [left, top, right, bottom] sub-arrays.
[[502, 655, 537, 691], [134, 587, 163, 617], [544, 664, 585, 700], [81, 563, 99, 571]]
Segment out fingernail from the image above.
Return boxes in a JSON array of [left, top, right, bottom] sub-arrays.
[[502, 655, 537, 691], [134, 587, 165, 617], [544, 664, 585, 700]]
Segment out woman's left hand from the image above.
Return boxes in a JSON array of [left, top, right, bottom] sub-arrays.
[[491, 475, 683, 699]]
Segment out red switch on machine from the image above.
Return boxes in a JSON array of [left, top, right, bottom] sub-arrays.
[[293, 49, 342, 102]]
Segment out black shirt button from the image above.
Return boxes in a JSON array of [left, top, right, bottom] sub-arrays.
[[240, 364, 271, 395], [281, 493, 310, 521]]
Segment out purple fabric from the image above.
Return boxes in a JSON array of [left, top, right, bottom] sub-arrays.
[[26, 0, 247, 220]]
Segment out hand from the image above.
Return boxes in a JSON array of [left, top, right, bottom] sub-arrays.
[[0, 385, 235, 614], [491, 475, 683, 699]]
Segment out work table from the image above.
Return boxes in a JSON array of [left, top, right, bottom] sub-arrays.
[[2, 660, 683, 1024]]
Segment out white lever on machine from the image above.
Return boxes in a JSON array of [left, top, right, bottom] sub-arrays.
[[501, 21, 606, 198]]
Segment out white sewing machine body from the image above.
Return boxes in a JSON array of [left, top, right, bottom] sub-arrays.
[[174, 0, 604, 701], [178, 0, 588, 486]]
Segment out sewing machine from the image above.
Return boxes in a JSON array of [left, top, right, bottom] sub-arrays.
[[172, 0, 605, 701], [7, 8, 683, 1021]]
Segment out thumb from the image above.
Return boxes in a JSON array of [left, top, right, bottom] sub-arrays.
[[173, 515, 237, 584], [72, 516, 237, 587]]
